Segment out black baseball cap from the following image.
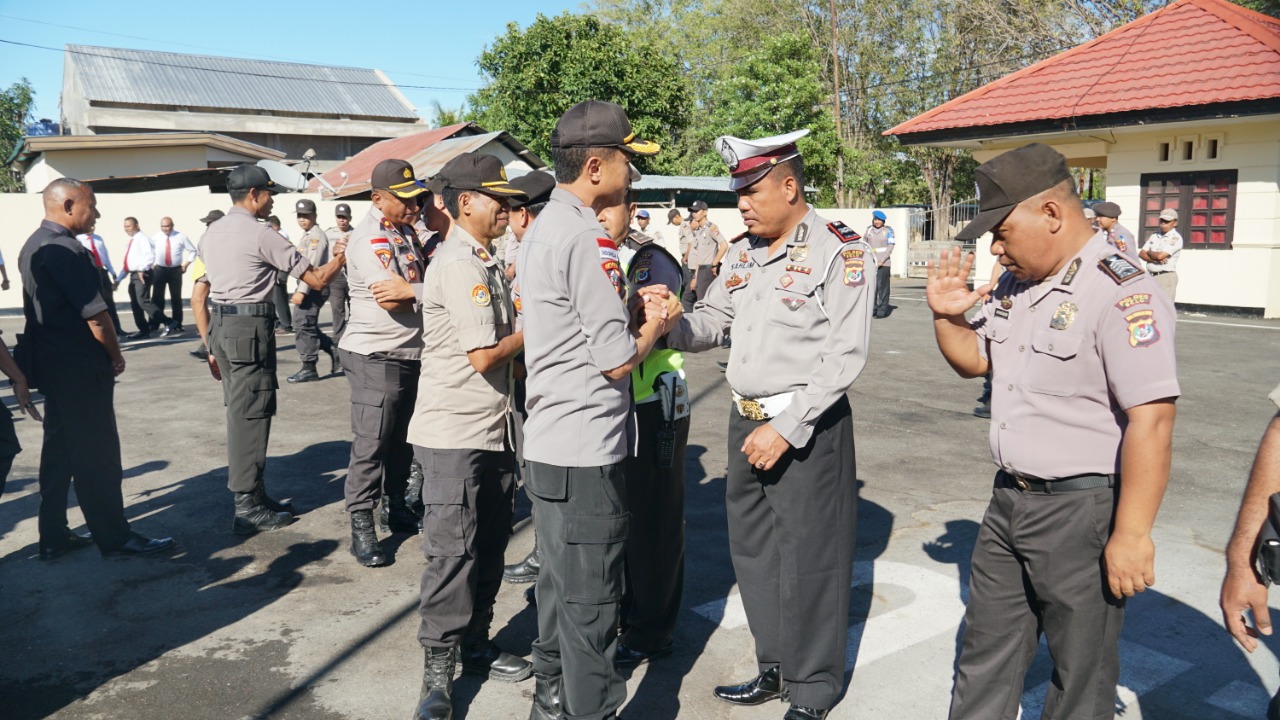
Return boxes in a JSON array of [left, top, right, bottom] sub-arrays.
[[690, 200, 708, 212], [956, 143, 1073, 241], [436, 153, 527, 198], [295, 198, 317, 214], [508, 171, 555, 209], [550, 100, 659, 156], [335, 203, 352, 218], [227, 165, 282, 194], [200, 209, 225, 224], [371, 159, 428, 199]]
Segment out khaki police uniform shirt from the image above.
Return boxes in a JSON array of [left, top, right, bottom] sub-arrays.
[[863, 224, 895, 267], [1142, 228, 1183, 273], [338, 206, 425, 360], [1104, 223, 1139, 262], [325, 225, 352, 276], [519, 187, 637, 467], [677, 223, 694, 263], [690, 223, 726, 267], [973, 231, 1180, 480], [199, 207, 311, 304], [667, 206, 875, 448], [407, 225, 514, 451], [292, 226, 329, 292]]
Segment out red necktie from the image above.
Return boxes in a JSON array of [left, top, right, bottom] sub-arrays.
[[123, 236, 134, 272], [89, 240, 103, 268], [165, 234, 173, 266]]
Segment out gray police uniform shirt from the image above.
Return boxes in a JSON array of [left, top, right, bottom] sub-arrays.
[[199, 207, 311, 304], [667, 207, 875, 448], [338, 206, 425, 360], [863, 224, 895, 267], [1104, 223, 1139, 262], [293, 226, 330, 292], [690, 224, 725, 267], [407, 225, 514, 452], [519, 187, 637, 467], [677, 223, 694, 263], [973, 231, 1181, 480]]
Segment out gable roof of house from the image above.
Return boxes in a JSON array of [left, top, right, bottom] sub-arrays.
[[65, 44, 420, 121], [886, 0, 1280, 139]]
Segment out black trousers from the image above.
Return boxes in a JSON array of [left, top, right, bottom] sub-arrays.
[[99, 268, 122, 334], [694, 264, 714, 303], [150, 265, 183, 328], [0, 404, 22, 499], [528, 460, 629, 720], [341, 350, 418, 512], [127, 271, 158, 333], [209, 309, 277, 494], [621, 401, 688, 652], [874, 265, 891, 316], [36, 360, 131, 550], [949, 474, 1123, 720], [291, 289, 332, 364], [416, 446, 516, 648], [726, 396, 857, 710], [271, 273, 292, 330], [680, 265, 695, 311], [329, 270, 349, 343]]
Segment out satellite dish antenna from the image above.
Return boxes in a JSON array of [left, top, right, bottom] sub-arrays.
[[256, 159, 309, 192]]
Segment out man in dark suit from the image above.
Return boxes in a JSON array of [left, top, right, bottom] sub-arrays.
[[18, 177, 173, 559]]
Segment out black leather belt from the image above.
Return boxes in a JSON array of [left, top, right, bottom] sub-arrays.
[[212, 303, 274, 317], [998, 470, 1115, 494]]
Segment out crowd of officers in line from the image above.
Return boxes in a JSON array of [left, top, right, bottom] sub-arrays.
[[17, 98, 1280, 720]]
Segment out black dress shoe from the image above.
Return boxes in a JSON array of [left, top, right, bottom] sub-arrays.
[[615, 640, 674, 669], [38, 528, 93, 560], [783, 705, 829, 720], [100, 532, 174, 557], [713, 666, 789, 706], [189, 346, 210, 360], [128, 330, 151, 341]]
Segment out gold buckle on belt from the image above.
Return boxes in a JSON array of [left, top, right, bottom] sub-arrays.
[[1013, 475, 1030, 491], [737, 398, 766, 421]]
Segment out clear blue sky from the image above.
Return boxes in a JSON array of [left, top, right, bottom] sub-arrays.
[[0, 0, 581, 123]]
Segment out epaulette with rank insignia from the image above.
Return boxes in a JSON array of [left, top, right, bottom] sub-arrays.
[[729, 231, 750, 244], [826, 221, 862, 243], [1099, 253, 1144, 285]]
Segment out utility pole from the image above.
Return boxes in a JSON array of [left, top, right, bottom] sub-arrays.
[[831, 0, 845, 208]]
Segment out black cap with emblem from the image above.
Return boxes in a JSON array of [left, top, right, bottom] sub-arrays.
[[956, 143, 1073, 241], [508, 171, 555, 209], [436, 153, 528, 199], [227, 164, 282, 194], [335, 203, 352, 218], [371, 159, 429, 199], [295, 198, 317, 215], [551, 100, 660, 156]]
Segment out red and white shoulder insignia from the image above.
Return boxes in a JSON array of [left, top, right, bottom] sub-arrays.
[[827, 221, 862, 243]]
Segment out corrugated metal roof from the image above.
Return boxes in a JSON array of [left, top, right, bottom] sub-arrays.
[[66, 44, 419, 120]]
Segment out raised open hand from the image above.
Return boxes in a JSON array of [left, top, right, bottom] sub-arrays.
[[926, 246, 991, 317]]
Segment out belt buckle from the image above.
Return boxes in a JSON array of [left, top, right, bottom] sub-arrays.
[[1013, 475, 1030, 491], [738, 398, 765, 421]]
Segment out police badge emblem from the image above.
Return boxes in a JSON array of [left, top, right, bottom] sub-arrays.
[[718, 138, 739, 171], [1050, 301, 1078, 330], [789, 246, 808, 263]]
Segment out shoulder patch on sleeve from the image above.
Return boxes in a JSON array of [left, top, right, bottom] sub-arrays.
[[827, 221, 862, 243], [471, 284, 491, 306], [1098, 254, 1144, 285], [370, 237, 393, 269]]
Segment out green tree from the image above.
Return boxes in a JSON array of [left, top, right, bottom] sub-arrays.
[[0, 78, 35, 192], [467, 13, 688, 174], [428, 100, 467, 128]]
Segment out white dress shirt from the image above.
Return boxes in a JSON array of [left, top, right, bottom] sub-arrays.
[[76, 233, 117, 276], [152, 230, 198, 268], [119, 231, 156, 279]]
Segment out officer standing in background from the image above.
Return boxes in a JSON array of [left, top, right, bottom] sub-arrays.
[[520, 100, 673, 720], [337, 159, 429, 567], [665, 129, 874, 720], [266, 216, 294, 334], [500, 169, 556, 588], [20, 178, 173, 558], [1141, 208, 1183, 301], [687, 200, 728, 303], [75, 227, 125, 336], [408, 153, 532, 720], [672, 208, 695, 309], [925, 144, 1179, 720], [601, 196, 691, 669], [286, 199, 339, 384], [150, 217, 197, 337], [864, 210, 895, 318], [189, 210, 225, 362], [325, 203, 354, 347], [200, 165, 346, 535], [1092, 201, 1139, 261], [118, 217, 159, 340]]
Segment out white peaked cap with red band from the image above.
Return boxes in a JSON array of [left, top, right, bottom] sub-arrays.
[[716, 129, 810, 191]]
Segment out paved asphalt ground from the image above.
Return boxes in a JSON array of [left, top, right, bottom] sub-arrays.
[[1, 279, 1278, 720]]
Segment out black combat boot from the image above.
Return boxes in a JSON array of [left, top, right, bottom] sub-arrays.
[[503, 535, 540, 584], [378, 496, 391, 534], [349, 509, 387, 567], [286, 363, 319, 384], [412, 646, 455, 720], [326, 345, 340, 376], [527, 672, 562, 720], [254, 485, 293, 514], [387, 493, 421, 535], [406, 461, 425, 524], [232, 491, 293, 535], [460, 606, 532, 682]]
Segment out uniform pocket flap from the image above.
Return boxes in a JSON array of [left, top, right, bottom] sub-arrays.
[[1030, 329, 1081, 360], [350, 386, 386, 407], [526, 463, 568, 501], [423, 479, 464, 506], [564, 513, 629, 545]]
